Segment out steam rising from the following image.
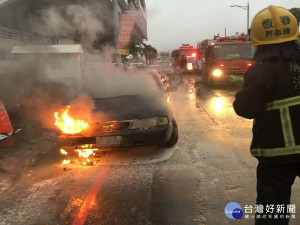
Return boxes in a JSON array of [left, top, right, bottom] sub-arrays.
[[0, 2, 163, 130], [43, 4, 105, 47]]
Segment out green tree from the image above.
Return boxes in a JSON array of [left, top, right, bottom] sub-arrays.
[[141, 43, 158, 65], [289, 8, 300, 20], [129, 43, 145, 58], [128, 42, 158, 65]]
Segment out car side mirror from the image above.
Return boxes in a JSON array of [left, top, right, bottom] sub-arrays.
[[166, 85, 178, 92]]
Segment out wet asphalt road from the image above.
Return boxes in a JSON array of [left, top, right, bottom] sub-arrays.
[[1, 79, 300, 225]]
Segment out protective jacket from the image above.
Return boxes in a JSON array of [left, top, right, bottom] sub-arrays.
[[233, 42, 300, 165]]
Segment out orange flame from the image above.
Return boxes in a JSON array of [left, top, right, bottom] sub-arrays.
[[54, 106, 88, 134], [59, 145, 98, 166], [62, 159, 71, 165], [76, 144, 98, 165], [60, 149, 68, 155]]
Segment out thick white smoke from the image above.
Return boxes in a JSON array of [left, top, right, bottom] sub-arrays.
[[1, 1, 162, 130], [42, 3, 106, 48]]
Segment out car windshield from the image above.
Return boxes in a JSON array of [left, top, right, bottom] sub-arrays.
[[83, 71, 165, 99], [178, 49, 198, 57], [94, 95, 144, 111], [92, 94, 168, 121], [213, 44, 254, 59]]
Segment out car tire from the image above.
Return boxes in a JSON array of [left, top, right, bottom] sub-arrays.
[[165, 119, 178, 147]]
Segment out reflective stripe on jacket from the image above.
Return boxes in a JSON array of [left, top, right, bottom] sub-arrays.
[[251, 95, 300, 157], [233, 55, 300, 164]]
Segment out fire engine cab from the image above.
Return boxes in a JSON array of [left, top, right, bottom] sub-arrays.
[[199, 35, 254, 86], [171, 44, 202, 74]]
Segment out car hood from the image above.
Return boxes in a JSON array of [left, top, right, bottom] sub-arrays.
[[93, 94, 171, 121]]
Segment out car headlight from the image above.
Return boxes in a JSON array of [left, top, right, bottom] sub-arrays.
[[130, 117, 169, 129], [212, 69, 222, 77]]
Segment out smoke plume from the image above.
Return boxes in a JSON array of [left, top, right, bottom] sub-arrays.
[[0, 1, 163, 131]]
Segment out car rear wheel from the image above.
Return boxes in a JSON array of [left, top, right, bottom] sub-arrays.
[[165, 119, 178, 147]]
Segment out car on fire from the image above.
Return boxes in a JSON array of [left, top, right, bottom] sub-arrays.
[[55, 71, 178, 152]]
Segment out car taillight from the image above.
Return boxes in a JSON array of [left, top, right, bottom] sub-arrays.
[[246, 63, 253, 68]]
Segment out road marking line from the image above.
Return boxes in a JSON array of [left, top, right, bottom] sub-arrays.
[[72, 155, 115, 225]]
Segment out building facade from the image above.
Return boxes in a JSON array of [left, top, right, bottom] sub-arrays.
[[0, 0, 147, 61]]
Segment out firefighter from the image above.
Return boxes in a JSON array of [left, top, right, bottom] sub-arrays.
[[180, 55, 188, 71], [178, 55, 188, 83], [233, 5, 300, 225]]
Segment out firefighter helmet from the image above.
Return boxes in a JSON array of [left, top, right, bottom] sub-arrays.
[[250, 5, 299, 46]]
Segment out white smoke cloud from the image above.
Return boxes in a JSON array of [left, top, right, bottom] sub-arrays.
[[42, 3, 106, 47], [66, 5, 104, 43], [2, 1, 164, 130]]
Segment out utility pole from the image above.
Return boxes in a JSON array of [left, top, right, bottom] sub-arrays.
[[113, 0, 121, 65], [230, 2, 250, 40], [247, 2, 249, 40]]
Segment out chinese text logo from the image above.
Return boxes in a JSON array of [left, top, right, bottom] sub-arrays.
[[225, 202, 243, 219]]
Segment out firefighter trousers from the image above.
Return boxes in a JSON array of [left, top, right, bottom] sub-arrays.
[[255, 162, 300, 225]]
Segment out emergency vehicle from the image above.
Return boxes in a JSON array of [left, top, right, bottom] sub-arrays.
[[198, 35, 254, 86], [171, 44, 202, 74]]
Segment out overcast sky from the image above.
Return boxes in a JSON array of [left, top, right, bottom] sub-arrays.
[[145, 0, 299, 51]]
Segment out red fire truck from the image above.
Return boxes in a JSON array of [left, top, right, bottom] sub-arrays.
[[199, 35, 254, 86], [171, 44, 202, 74]]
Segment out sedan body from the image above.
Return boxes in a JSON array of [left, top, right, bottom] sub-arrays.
[[56, 72, 178, 151]]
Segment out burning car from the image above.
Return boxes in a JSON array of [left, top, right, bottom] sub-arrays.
[[55, 71, 178, 155]]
